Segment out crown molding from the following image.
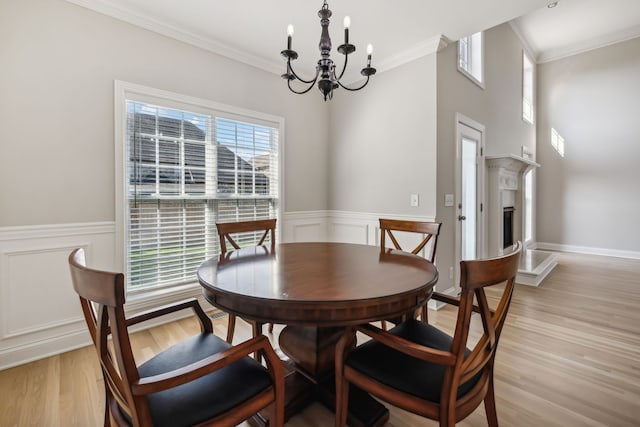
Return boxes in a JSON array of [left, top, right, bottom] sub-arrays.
[[508, 20, 640, 65], [376, 34, 450, 74], [66, 0, 450, 79], [537, 25, 640, 63], [508, 21, 539, 63], [65, 0, 283, 75]]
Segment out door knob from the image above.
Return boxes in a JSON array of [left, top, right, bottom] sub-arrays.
[[458, 215, 466, 221]]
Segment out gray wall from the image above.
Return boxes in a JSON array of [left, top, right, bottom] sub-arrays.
[[0, 0, 329, 227], [536, 37, 640, 253], [436, 23, 537, 290], [329, 54, 438, 218]]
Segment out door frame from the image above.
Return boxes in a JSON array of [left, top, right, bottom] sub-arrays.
[[454, 113, 486, 284]]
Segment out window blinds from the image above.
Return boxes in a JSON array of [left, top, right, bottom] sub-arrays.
[[125, 101, 279, 290]]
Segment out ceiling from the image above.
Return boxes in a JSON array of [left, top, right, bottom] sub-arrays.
[[512, 0, 640, 63], [68, 0, 640, 80]]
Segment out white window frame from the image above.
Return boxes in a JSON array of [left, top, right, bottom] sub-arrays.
[[457, 32, 484, 88], [522, 51, 535, 124], [114, 81, 284, 301]]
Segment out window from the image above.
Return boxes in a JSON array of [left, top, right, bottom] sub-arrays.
[[551, 128, 565, 157], [522, 52, 534, 123], [458, 32, 484, 87], [116, 82, 281, 293], [523, 168, 533, 243]]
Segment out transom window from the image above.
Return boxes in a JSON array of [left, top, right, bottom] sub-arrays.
[[116, 82, 281, 293], [458, 32, 484, 87]]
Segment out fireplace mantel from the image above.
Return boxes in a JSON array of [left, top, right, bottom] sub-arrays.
[[486, 155, 540, 192], [486, 155, 540, 172]]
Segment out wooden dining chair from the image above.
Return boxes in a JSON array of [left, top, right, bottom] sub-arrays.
[[69, 248, 284, 427], [216, 219, 277, 343], [379, 218, 442, 324], [335, 242, 522, 427]]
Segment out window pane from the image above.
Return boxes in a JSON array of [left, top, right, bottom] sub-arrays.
[[458, 32, 483, 85], [523, 53, 534, 123], [158, 139, 179, 166]]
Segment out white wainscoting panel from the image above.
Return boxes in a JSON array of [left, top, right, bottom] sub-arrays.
[[0, 222, 115, 370], [281, 211, 329, 242], [328, 211, 437, 249], [3, 246, 84, 339], [330, 220, 370, 244]]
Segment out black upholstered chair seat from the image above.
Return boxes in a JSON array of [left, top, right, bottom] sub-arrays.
[[127, 333, 273, 427], [346, 320, 481, 403]]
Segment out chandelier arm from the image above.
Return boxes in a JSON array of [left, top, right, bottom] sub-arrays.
[[337, 53, 349, 81], [287, 75, 320, 95], [336, 75, 370, 92], [288, 61, 318, 84]]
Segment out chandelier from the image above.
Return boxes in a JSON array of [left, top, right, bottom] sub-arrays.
[[280, 0, 376, 101]]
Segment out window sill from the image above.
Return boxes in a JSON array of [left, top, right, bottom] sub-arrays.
[[457, 66, 485, 89], [125, 282, 204, 314]]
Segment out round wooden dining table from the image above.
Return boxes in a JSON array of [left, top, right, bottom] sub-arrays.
[[198, 242, 438, 427]]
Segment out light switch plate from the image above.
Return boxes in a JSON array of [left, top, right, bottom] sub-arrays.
[[444, 193, 454, 207], [410, 193, 419, 207]]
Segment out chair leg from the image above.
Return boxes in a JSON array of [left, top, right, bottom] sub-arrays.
[[335, 376, 349, 427], [252, 321, 264, 337], [421, 304, 429, 323], [252, 321, 264, 360], [380, 320, 387, 330], [226, 314, 236, 343], [103, 393, 111, 427], [335, 329, 356, 427], [484, 376, 499, 427], [268, 322, 274, 333]]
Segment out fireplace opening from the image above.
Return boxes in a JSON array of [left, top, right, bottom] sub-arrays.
[[503, 207, 515, 248]]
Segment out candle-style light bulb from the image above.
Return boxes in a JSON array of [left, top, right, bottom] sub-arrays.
[[343, 16, 350, 44], [366, 44, 373, 55], [287, 24, 294, 50]]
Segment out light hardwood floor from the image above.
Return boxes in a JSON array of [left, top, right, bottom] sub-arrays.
[[1, 251, 639, 426]]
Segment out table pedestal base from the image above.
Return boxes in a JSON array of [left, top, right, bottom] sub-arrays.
[[249, 326, 389, 427]]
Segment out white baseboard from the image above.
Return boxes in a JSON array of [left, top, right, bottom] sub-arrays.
[[0, 299, 215, 371], [535, 242, 640, 260], [428, 286, 458, 311], [0, 327, 92, 371]]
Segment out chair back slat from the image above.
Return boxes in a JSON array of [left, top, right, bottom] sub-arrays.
[[216, 219, 277, 255], [451, 243, 521, 395], [379, 219, 441, 262]]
